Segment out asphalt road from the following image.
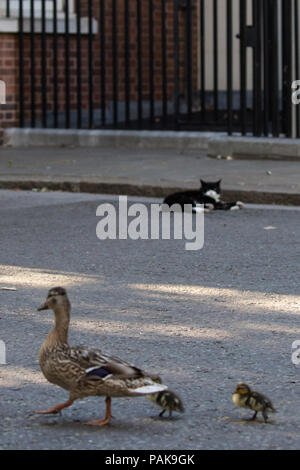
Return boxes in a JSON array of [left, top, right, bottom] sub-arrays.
[[0, 190, 300, 450]]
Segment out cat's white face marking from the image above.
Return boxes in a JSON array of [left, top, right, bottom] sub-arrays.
[[204, 190, 220, 202]]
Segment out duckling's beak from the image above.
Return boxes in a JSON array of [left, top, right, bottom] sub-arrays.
[[38, 301, 49, 311]]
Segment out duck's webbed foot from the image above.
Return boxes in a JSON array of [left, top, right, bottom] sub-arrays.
[[35, 399, 74, 415], [86, 396, 114, 426], [262, 411, 269, 423]]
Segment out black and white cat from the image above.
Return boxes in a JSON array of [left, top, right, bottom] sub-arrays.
[[163, 179, 244, 213]]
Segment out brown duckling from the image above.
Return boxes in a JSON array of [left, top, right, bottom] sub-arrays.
[[232, 383, 276, 423], [147, 390, 184, 418]]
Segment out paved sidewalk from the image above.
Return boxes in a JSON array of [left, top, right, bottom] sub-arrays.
[[0, 146, 299, 204]]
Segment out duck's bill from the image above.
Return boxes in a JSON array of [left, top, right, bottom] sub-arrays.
[[38, 302, 49, 311]]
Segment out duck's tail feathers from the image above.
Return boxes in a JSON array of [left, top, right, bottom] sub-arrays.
[[133, 384, 168, 396]]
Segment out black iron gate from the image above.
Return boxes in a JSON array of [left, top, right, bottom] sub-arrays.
[[14, 0, 296, 136], [176, 0, 293, 137]]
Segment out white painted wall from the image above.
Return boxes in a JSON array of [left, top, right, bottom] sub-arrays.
[[197, 0, 253, 92], [0, 0, 74, 18]]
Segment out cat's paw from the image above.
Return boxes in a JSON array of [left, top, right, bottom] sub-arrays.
[[230, 201, 245, 211], [193, 205, 205, 214], [204, 203, 214, 211]]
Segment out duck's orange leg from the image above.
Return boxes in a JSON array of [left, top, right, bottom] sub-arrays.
[[35, 399, 74, 415], [87, 396, 113, 426]]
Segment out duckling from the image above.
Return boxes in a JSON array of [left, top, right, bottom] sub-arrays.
[[147, 390, 185, 418], [36, 287, 168, 426], [232, 383, 276, 423]]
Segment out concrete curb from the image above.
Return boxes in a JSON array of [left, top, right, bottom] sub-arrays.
[[3, 128, 214, 151], [3, 128, 300, 161], [207, 135, 300, 161], [0, 178, 299, 206]]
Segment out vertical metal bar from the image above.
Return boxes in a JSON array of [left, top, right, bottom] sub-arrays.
[[137, 0, 142, 127], [76, 0, 82, 129], [200, 0, 205, 122], [112, 0, 118, 127], [227, 0, 233, 135], [173, 0, 180, 127], [19, 0, 24, 128], [88, 0, 94, 129], [161, 0, 167, 124], [124, 0, 130, 125], [271, 0, 280, 137], [149, 0, 154, 124], [41, 0, 47, 127], [252, 0, 257, 135], [53, 0, 58, 128], [100, 0, 106, 127], [239, 0, 247, 135], [294, 0, 300, 137], [213, 0, 218, 123], [6, 0, 10, 18], [30, 0, 35, 127], [263, 0, 270, 136], [253, 0, 262, 136], [282, 0, 292, 137], [186, 0, 193, 120], [65, 0, 70, 128]]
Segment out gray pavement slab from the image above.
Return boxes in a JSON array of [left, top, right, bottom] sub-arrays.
[[0, 146, 299, 205], [4, 128, 300, 162], [0, 190, 300, 450]]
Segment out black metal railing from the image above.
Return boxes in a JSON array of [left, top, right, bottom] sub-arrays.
[[11, 0, 298, 136], [6, 0, 10, 17], [295, 0, 300, 137]]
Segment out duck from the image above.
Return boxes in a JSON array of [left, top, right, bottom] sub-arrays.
[[36, 287, 168, 426], [147, 389, 185, 418], [232, 383, 276, 423]]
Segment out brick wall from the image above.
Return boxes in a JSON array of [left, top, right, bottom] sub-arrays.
[[0, 34, 19, 143], [0, 0, 198, 142]]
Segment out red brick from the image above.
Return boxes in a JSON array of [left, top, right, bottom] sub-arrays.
[[0, 0, 197, 144]]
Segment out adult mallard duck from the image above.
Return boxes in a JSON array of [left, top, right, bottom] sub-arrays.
[[232, 383, 276, 423], [36, 287, 168, 426]]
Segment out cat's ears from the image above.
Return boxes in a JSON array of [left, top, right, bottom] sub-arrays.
[[200, 179, 222, 184]]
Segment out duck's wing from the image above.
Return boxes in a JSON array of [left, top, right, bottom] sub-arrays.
[[70, 345, 156, 379], [67, 345, 167, 397], [251, 391, 276, 412]]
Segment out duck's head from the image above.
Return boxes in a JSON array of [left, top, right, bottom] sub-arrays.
[[38, 287, 70, 312], [234, 383, 251, 396]]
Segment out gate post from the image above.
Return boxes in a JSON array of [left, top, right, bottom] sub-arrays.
[[282, 0, 293, 137]]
